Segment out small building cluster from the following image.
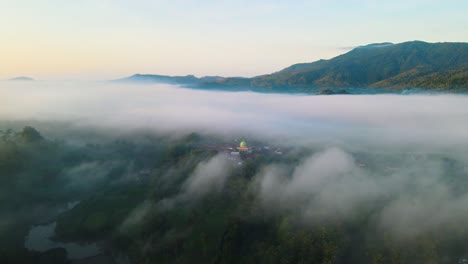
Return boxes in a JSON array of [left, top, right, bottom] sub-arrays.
[[196, 139, 284, 166], [227, 139, 284, 165]]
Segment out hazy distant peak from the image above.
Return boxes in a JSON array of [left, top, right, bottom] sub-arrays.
[[9, 76, 34, 81]]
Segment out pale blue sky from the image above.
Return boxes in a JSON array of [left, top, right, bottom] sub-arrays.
[[1, 0, 467, 79]]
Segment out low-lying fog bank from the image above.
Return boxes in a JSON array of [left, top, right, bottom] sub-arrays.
[[2, 81, 468, 148]]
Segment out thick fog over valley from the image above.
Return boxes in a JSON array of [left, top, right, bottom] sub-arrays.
[[2, 81, 468, 263]]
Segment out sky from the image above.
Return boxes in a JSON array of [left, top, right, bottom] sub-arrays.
[[1, 0, 467, 80]]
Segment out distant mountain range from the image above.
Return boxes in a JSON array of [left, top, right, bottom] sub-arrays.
[[114, 74, 224, 85], [115, 41, 468, 94]]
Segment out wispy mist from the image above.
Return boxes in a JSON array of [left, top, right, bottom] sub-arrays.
[[254, 147, 468, 240]]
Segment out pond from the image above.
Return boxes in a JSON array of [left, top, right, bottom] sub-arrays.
[[25, 221, 101, 260], [25, 221, 101, 259], [24, 201, 101, 260]]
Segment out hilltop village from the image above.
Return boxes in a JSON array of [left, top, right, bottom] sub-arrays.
[[199, 139, 284, 165]]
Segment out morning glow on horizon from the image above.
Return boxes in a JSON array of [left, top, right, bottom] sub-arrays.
[[1, 0, 467, 80]]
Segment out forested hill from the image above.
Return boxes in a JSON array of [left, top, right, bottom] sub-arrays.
[[117, 41, 468, 93], [226, 41, 468, 92]]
